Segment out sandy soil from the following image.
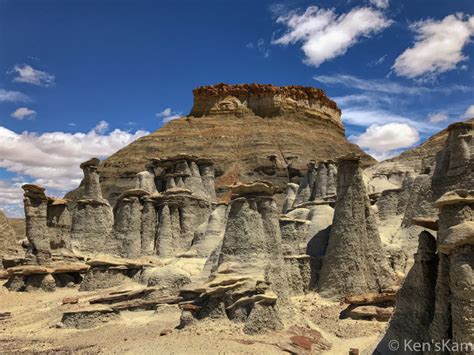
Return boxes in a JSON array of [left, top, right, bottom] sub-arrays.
[[0, 285, 386, 354]]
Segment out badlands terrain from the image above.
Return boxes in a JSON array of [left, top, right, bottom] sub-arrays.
[[0, 84, 473, 354]]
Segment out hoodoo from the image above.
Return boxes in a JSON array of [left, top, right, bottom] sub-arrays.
[[318, 154, 396, 298], [1, 79, 472, 354]]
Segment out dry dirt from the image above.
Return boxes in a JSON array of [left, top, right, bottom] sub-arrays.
[[0, 285, 386, 354]]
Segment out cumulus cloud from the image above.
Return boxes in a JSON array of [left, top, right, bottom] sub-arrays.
[[273, 6, 392, 67], [0, 123, 149, 194], [0, 89, 30, 103], [462, 105, 474, 118], [156, 108, 181, 123], [393, 14, 474, 79], [350, 122, 420, 160], [10, 64, 55, 87], [427, 112, 449, 123], [11, 107, 37, 120], [342, 108, 435, 133]]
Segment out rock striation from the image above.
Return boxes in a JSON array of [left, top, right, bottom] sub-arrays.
[[318, 155, 396, 298], [72, 83, 375, 207], [190, 83, 342, 122]]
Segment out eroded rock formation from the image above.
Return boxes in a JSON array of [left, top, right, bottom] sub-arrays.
[[72, 84, 375, 207], [178, 181, 289, 333], [190, 83, 342, 123], [318, 155, 396, 298], [70, 158, 113, 254]]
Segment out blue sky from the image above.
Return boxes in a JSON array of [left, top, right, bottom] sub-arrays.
[[1, 0, 473, 216]]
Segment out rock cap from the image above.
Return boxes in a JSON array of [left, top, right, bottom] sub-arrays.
[[80, 157, 100, 169], [228, 180, 276, 197], [434, 189, 474, 208]]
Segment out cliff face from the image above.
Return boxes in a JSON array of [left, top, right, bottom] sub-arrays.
[[79, 84, 375, 205]]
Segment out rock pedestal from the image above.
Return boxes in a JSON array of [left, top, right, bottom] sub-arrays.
[[432, 121, 473, 200], [318, 155, 396, 298], [70, 158, 113, 254], [22, 184, 51, 264], [80, 158, 106, 202]]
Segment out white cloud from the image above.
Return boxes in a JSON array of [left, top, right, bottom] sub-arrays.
[[10, 64, 55, 87], [393, 14, 474, 79], [246, 38, 271, 58], [350, 122, 420, 160], [368, 54, 387, 66], [11, 107, 37, 120], [0, 123, 149, 193], [156, 108, 181, 123], [92, 120, 109, 134], [427, 112, 449, 123], [273, 6, 392, 67], [0, 180, 24, 208], [0, 178, 31, 217], [462, 105, 474, 118], [369, 0, 389, 9], [342, 108, 436, 133], [0, 89, 30, 103], [314, 74, 470, 95]]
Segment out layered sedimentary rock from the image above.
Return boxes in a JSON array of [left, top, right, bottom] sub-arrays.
[[179, 181, 289, 333], [318, 155, 396, 298], [70, 158, 113, 254], [72, 84, 375, 206]]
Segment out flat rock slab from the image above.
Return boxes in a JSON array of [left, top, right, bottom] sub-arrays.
[[411, 217, 439, 231], [85, 254, 159, 268], [61, 306, 119, 329], [6, 262, 90, 276], [344, 291, 396, 305]]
